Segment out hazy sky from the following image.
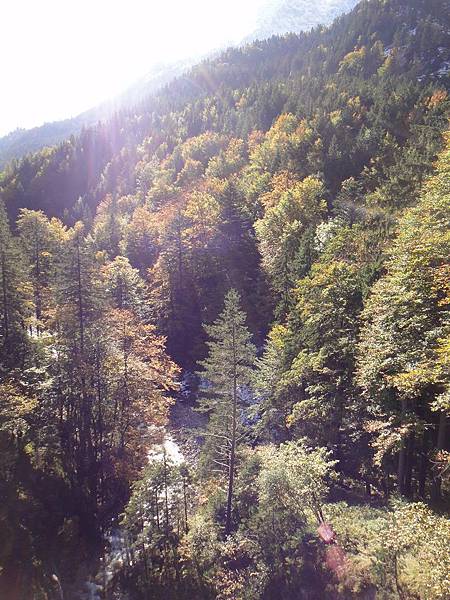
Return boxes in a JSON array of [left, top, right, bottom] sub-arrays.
[[1, 0, 264, 136]]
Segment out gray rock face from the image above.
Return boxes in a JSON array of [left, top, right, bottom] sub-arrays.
[[245, 0, 359, 42]]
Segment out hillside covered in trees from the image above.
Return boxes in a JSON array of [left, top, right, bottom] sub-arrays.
[[0, 0, 449, 598], [0, 1, 365, 170]]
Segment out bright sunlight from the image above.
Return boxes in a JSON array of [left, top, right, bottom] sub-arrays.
[[1, 0, 262, 135]]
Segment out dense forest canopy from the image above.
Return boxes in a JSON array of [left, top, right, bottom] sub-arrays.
[[0, 0, 449, 598]]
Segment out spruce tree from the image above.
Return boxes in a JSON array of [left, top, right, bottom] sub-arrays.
[[198, 289, 256, 534], [0, 201, 31, 370]]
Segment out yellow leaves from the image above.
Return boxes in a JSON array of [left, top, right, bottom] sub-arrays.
[[0, 379, 38, 433], [388, 367, 433, 398], [249, 114, 314, 174], [124, 204, 161, 266], [176, 158, 203, 186], [269, 113, 298, 138], [338, 46, 367, 75], [204, 176, 228, 196], [296, 176, 327, 217], [146, 179, 178, 208], [183, 190, 221, 248], [260, 171, 299, 209], [70, 220, 85, 239], [267, 324, 288, 350], [255, 176, 326, 284], [294, 119, 313, 143], [180, 131, 227, 165], [273, 177, 326, 224], [98, 308, 180, 470], [296, 259, 358, 307], [106, 307, 179, 383], [49, 216, 70, 243], [205, 137, 246, 179], [427, 90, 448, 109], [434, 263, 450, 307], [346, 95, 366, 122], [358, 133, 450, 410], [330, 110, 343, 127], [247, 130, 265, 154]]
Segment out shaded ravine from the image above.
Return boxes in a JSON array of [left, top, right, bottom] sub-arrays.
[[81, 432, 186, 600], [79, 387, 204, 600]]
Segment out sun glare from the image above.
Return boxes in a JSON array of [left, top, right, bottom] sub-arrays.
[[1, 0, 262, 136]]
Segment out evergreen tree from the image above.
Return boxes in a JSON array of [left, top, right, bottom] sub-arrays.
[[198, 289, 256, 534], [0, 201, 31, 370]]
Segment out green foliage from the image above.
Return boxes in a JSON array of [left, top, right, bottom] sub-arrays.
[[198, 289, 256, 418], [278, 253, 364, 478], [102, 255, 149, 319], [257, 440, 337, 523], [325, 500, 450, 599], [255, 175, 327, 314], [357, 134, 450, 493], [1, 0, 449, 597], [197, 290, 256, 533], [0, 200, 32, 370], [253, 324, 290, 442], [178, 441, 337, 600]]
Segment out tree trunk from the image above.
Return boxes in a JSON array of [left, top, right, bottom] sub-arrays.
[[397, 399, 407, 495], [431, 411, 448, 501], [183, 476, 189, 533], [226, 324, 237, 536], [1, 251, 9, 343], [404, 433, 415, 498], [163, 451, 170, 533], [418, 433, 428, 499]]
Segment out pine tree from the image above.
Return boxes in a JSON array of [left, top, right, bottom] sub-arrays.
[[0, 201, 31, 370], [51, 221, 105, 515], [198, 289, 256, 534], [253, 324, 290, 443]]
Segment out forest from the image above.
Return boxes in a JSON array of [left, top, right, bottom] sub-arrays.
[[0, 0, 449, 598]]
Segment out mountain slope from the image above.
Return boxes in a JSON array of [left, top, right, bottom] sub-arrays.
[[244, 0, 359, 41], [0, 0, 362, 170], [1, 1, 449, 597], [1, 0, 448, 222], [0, 57, 197, 171]]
